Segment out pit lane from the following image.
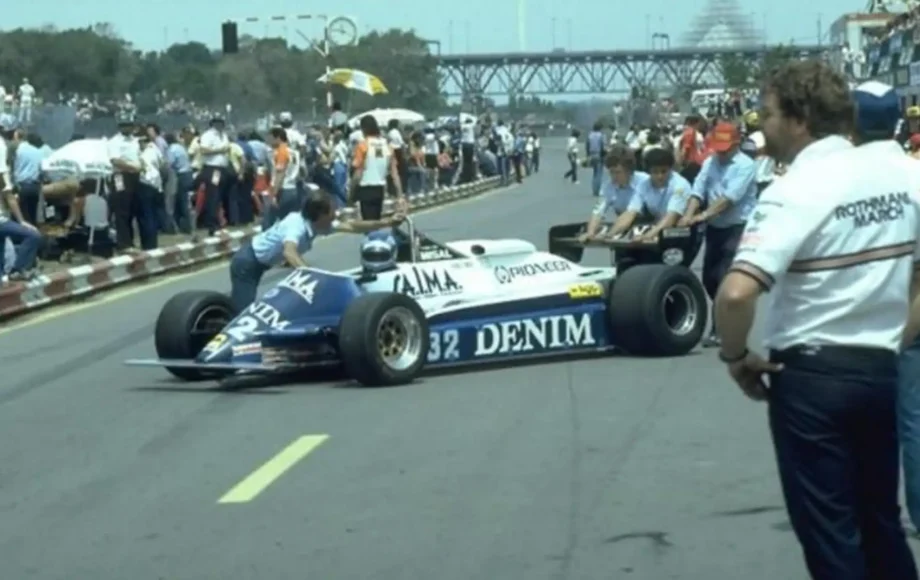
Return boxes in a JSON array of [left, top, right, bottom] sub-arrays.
[[0, 152, 908, 579]]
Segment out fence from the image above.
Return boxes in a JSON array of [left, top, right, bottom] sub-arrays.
[[22, 105, 270, 148]]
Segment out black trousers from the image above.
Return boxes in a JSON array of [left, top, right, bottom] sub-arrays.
[[702, 222, 745, 298], [355, 185, 385, 220], [769, 345, 917, 580], [200, 165, 229, 233], [110, 172, 140, 251]]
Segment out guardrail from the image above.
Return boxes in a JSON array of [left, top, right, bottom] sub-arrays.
[[0, 176, 503, 320]]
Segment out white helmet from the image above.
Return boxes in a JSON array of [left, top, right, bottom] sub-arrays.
[[360, 230, 397, 273]]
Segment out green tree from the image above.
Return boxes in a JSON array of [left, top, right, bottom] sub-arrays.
[[718, 53, 755, 87], [718, 45, 801, 87], [0, 23, 446, 116]]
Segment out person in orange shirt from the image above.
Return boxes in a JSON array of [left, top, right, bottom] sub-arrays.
[[262, 127, 300, 230], [351, 115, 405, 220], [677, 114, 705, 183]]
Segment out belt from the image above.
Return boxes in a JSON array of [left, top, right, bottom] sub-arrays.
[[770, 343, 896, 375]]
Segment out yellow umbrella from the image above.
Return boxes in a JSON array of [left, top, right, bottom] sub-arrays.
[[318, 68, 388, 96]]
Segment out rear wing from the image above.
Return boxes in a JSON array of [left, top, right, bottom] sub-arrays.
[[548, 222, 698, 264]]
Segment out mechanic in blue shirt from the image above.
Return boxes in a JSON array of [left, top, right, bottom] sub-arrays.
[[586, 123, 606, 196], [679, 121, 757, 347], [604, 147, 691, 242], [229, 187, 403, 313], [166, 132, 194, 234], [12, 134, 44, 225], [578, 145, 649, 241]]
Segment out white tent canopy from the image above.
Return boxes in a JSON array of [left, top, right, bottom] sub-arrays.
[[41, 138, 112, 181], [349, 108, 425, 128]]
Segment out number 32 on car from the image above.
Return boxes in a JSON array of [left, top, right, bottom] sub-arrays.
[[429, 329, 460, 362]]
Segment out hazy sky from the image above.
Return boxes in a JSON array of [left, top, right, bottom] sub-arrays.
[[4, 0, 867, 53]]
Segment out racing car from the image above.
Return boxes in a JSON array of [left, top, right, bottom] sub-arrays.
[[125, 217, 707, 387]]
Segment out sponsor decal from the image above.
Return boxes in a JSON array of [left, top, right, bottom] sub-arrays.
[[231, 342, 261, 356], [419, 246, 453, 260], [834, 192, 911, 228], [662, 227, 691, 238], [393, 267, 462, 297], [204, 333, 227, 352], [449, 260, 475, 269], [474, 313, 596, 356], [494, 260, 571, 284], [225, 302, 291, 341], [277, 270, 318, 304], [568, 282, 603, 299]]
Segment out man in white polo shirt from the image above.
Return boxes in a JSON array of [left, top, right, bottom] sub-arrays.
[[714, 64, 919, 579], [229, 187, 403, 313], [198, 114, 232, 236]]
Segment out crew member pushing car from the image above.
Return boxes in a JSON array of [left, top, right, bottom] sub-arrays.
[[577, 145, 649, 242], [678, 121, 757, 347], [229, 187, 403, 313], [602, 148, 691, 250]]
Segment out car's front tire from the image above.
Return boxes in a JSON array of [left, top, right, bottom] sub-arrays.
[[607, 265, 707, 356], [155, 290, 235, 380], [338, 293, 430, 386]]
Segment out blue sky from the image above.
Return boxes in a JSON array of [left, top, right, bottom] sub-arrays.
[[4, 0, 867, 53]]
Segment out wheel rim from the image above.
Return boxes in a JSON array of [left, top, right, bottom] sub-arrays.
[[376, 307, 423, 371], [660, 284, 699, 336], [191, 304, 232, 341]]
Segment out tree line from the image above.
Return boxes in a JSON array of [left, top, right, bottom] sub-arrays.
[[0, 23, 446, 115]]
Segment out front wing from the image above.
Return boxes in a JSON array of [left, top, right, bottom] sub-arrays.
[[123, 358, 337, 373]]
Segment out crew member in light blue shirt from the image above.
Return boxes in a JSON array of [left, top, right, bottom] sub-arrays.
[[12, 134, 44, 224], [229, 187, 404, 312], [605, 147, 691, 243], [586, 122, 606, 196], [679, 121, 757, 346], [578, 145, 649, 241], [166, 132, 194, 234]]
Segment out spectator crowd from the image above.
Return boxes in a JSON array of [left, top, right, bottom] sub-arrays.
[[0, 100, 536, 283]]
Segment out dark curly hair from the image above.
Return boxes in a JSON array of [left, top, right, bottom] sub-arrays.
[[762, 60, 854, 139], [604, 145, 636, 171]]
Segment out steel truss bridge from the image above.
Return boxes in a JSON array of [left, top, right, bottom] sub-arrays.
[[436, 45, 829, 96]]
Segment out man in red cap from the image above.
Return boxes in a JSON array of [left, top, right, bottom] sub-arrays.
[[679, 120, 758, 347]]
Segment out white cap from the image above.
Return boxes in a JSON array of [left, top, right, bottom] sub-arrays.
[[279, 111, 293, 122]]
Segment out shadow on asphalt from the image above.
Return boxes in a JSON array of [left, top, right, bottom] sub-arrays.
[[129, 348, 706, 394]]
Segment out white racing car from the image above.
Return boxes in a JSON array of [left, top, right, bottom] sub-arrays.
[[125, 217, 708, 386]]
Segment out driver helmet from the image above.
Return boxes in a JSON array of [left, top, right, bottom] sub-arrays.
[[360, 230, 397, 273]]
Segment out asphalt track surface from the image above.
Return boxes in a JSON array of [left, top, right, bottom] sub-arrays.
[[2, 151, 918, 579]]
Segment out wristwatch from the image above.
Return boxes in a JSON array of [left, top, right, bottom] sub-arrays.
[[718, 348, 749, 364]]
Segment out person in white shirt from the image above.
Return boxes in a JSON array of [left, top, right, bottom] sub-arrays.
[[715, 65, 918, 578], [457, 118, 477, 183], [531, 131, 541, 173], [107, 116, 143, 252], [563, 129, 580, 183], [17, 78, 35, 125], [228, 188, 403, 312], [386, 119, 407, 192], [198, 115, 231, 236], [137, 136, 164, 250], [421, 126, 441, 192]]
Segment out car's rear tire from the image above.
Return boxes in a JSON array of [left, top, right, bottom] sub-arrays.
[[607, 265, 707, 356], [338, 293, 430, 387], [155, 290, 235, 381]]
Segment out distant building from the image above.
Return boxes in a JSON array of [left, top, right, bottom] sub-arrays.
[[829, 13, 895, 81]]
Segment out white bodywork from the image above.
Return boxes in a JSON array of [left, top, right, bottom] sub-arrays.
[[349, 237, 616, 312]]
